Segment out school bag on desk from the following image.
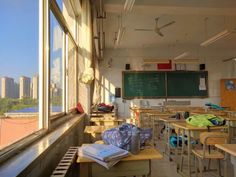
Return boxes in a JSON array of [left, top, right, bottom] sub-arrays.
[[102, 123, 152, 151], [186, 114, 226, 127]]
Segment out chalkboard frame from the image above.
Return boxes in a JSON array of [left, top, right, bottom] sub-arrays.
[[122, 70, 208, 99], [122, 71, 167, 99]]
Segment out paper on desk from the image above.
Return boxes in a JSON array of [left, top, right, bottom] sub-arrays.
[[199, 78, 206, 90]]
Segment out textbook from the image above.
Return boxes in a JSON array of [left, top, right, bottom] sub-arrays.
[[80, 144, 129, 162], [78, 148, 122, 169], [78, 144, 129, 169]]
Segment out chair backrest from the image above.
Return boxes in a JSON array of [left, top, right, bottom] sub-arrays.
[[200, 132, 228, 146]]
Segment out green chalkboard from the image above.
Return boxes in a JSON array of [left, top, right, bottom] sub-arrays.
[[122, 71, 208, 99], [167, 71, 208, 97], [122, 71, 166, 99]]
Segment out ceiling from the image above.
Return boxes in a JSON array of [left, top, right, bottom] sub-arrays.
[[102, 0, 236, 59]]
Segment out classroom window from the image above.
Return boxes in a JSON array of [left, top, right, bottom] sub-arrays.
[[49, 11, 65, 116], [56, 0, 77, 39], [67, 36, 77, 111], [0, 0, 40, 150]]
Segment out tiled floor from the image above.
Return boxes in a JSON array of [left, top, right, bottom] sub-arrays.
[[150, 139, 235, 177], [151, 156, 181, 177]]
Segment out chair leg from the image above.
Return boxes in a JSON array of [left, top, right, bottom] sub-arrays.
[[198, 158, 203, 177], [218, 159, 221, 177], [223, 158, 227, 177], [194, 155, 198, 177], [207, 159, 211, 170]]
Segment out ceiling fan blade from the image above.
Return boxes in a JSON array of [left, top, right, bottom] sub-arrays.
[[157, 31, 164, 37], [159, 21, 175, 29], [155, 17, 160, 28], [135, 28, 153, 31]]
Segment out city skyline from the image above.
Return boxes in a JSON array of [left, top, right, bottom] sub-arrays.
[[0, 75, 39, 99]]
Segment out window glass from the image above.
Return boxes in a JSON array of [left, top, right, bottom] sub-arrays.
[[67, 37, 77, 110], [50, 11, 64, 116], [56, 0, 76, 39], [56, 0, 63, 12], [0, 0, 39, 149]]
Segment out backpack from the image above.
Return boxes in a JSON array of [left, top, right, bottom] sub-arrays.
[[102, 124, 152, 151], [186, 114, 226, 127]]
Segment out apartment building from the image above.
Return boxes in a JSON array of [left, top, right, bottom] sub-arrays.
[[19, 76, 31, 99], [1, 77, 15, 98], [32, 75, 39, 100]]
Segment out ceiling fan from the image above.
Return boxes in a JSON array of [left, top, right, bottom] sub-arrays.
[[135, 17, 175, 37]]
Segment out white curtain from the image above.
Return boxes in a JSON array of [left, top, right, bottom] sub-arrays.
[[78, 0, 93, 113], [81, 0, 92, 68], [93, 56, 101, 104]]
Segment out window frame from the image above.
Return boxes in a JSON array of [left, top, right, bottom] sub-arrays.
[[0, 0, 80, 159], [49, 0, 79, 119]]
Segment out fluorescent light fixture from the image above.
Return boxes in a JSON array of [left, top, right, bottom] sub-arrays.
[[200, 29, 231, 47], [143, 58, 199, 64], [174, 52, 189, 60], [173, 59, 199, 64], [143, 59, 170, 64], [114, 27, 125, 48], [124, 0, 135, 12], [222, 57, 236, 62]]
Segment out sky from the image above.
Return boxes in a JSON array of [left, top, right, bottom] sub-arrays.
[[0, 0, 39, 82]]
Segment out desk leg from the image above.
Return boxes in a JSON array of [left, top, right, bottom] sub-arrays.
[[80, 163, 89, 177], [228, 124, 232, 143], [187, 130, 191, 177], [146, 159, 151, 177], [167, 123, 171, 160], [231, 156, 236, 177], [176, 128, 181, 169], [152, 116, 155, 147], [180, 130, 185, 172]]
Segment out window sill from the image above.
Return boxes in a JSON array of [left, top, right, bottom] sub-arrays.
[[0, 113, 85, 177]]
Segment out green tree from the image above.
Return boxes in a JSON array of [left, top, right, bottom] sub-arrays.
[[0, 98, 38, 115]]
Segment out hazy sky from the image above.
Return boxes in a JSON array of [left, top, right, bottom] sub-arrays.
[[0, 0, 39, 82]]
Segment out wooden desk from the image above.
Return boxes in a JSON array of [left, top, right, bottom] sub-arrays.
[[129, 107, 166, 126], [77, 148, 163, 177], [171, 122, 227, 177], [90, 118, 124, 126], [224, 117, 236, 142], [84, 126, 116, 142], [191, 111, 227, 116], [84, 125, 116, 134], [215, 144, 236, 177], [146, 113, 175, 146], [158, 118, 185, 161]]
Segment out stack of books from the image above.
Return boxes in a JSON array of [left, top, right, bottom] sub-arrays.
[[78, 144, 129, 169]]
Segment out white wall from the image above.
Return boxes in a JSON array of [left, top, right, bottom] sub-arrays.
[[100, 48, 236, 117]]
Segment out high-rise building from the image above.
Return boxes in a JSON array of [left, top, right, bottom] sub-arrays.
[[19, 76, 31, 99], [13, 83, 19, 98], [1, 77, 15, 98], [32, 75, 39, 99], [0, 77, 1, 98]]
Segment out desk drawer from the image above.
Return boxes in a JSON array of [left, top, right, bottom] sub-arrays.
[[91, 160, 150, 177]]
